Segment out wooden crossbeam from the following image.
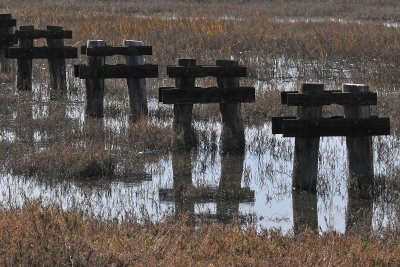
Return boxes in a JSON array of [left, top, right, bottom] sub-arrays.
[[7, 46, 78, 59], [167, 65, 247, 78], [159, 187, 254, 203], [0, 19, 16, 27], [81, 45, 152, 56], [273, 117, 390, 137], [282, 91, 377, 106], [74, 64, 158, 79], [0, 34, 16, 46], [0, 14, 13, 21], [15, 29, 72, 39], [159, 86, 255, 104], [271, 116, 297, 134], [281, 90, 345, 104]]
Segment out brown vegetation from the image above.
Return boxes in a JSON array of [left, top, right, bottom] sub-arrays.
[[0, 0, 400, 264], [0, 203, 397, 266]]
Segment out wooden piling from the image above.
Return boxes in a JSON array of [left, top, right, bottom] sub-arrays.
[[17, 26, 34, 91], [343, 83, 374, 195], [216, 60, 245, 153], [46, 26, 66, 92], [173, 58, 197, 148], [85, 40, 106, 118], [292, 83, 323, 191], [124, 40, 148, 122], [0, 14, 14, 73]]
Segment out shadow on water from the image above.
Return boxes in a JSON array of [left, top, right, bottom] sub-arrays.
[[159, 148, 254, 225]]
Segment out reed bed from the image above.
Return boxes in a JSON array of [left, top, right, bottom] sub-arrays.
[[1, 0, 400, 264], [2, 0, 400, 89], [0, 202, 398, 266]]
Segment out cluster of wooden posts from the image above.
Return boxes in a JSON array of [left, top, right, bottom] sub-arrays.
[[0, 14, 392, 194], [0, 14, 17, 72], [159, 59, 255, 151], [272, 83, 390, 195], [0, 14, 256, 152]]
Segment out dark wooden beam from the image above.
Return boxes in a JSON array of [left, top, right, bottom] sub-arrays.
[[81, 45, 152, 56], [167, 65, 247, 78], [281, 90, 342, 104], [74, 64, 158, 79], [15, 29, 72, 39], [8, 46, 78, 58], [271, 116, 297, 134], [0, 19, 16, 27], [280, 117, 390, 137], [158, 86, 175, 102], [0, 34, 16, 46], [159, 187, 255, 203], [286, 91, 377, 106], [160, 87, 255, 104]]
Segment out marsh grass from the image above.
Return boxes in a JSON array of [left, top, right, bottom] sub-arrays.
[[1, 0, 400, 262], [0, 202, 398, 265]]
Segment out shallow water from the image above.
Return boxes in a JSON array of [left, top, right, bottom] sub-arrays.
[[1, 111, 399, 234], [0, 61, 399, 234]]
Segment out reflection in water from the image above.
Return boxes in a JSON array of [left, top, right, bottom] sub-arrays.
[[292, 190, 318, 233], [159, 148, 254, 225], [346, 195, 373, 233], [0, 80, 400, 233], [217, 152, 254, 224]]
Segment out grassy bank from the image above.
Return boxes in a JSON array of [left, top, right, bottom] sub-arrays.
[[0, 202, 398, 266]]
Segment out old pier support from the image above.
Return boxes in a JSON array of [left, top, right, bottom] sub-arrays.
[[46, 26, 67, 91], [217, 60, 245, 153], [173, 58, 197, 147], [0, 14, 16, 73], [16, 25, 34, 91], [273, 82, 389, 194], [85, 40, 106, 117], [343, 83, 374, 194], [159, 58, 254, 151], [124, 40, 148, 122], [292, 83, 323, 191], [75, 40, 157, 119]]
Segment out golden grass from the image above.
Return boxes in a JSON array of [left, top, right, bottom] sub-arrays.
[[2, 0, 400, 89], [0, 202, 398, 266]]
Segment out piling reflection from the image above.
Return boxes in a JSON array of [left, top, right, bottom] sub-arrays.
[[159, 148, 254, 226], [217, 151, 253, 224], [345, 194, 373, 233], [292, 190, 318, 233]]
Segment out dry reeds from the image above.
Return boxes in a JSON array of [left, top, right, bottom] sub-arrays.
[[0, 202, 398, 265]]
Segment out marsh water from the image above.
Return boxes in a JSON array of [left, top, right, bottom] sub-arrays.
[[1, 59, 400, 235]]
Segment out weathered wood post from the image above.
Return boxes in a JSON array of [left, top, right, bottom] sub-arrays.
[[343, 83, 374, 194], [46, 26, 66, 92], [17, 25, 34, 91], [216, 60, 245, 153], [173, 58, 197, 147], [85, 40, 106, 118], [292, 83, 323, 191], [124, 40, 148, 122], [0, 14, 15, 73]]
